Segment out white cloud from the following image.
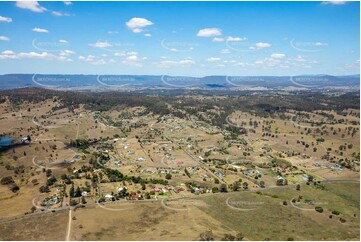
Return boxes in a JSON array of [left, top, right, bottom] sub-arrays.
[[197, 28, 222, 37], [114, 51, 139, 57], [212, 36, 246, 42], [89, 41, 112, 48], [206, 57, 221, 62], [79, 55, 95, 62], [59, 50, 75, 56], [156, 60, 178, 68], [0, 16, 12, 23], [78, 55, 114, 65], [18, 51, 56, 60], [16, 1, 47, 13], [234, 62, 247, 67], [2, 50, 15, 55], [155, 58, 195, 68], [179, 59, 195, 65], [321, 1, 346, 5], [294, 55, 307, 62], [314, 42, 328, 46], [212, 37, 225, 42], [0, 50, 18, 59], [57, 56, 73, 62], [122, 54, 147, 67], [91, 59, 107, 65], [227, 36, 246, 41], [220, 49, 230, 54], [126, 17, 154, 33], [271, 53, 286, 59], [144, 33, 152, 37], [114, 52, 126, 57], [127, 51, 138, 56], [64, 1, 72, 5], [255, 42, 271, 48], [32, 27, 48, 33], [59, 39, 69, 44], [0, 36, 10, 41], [52, 11, 70, 17], [125, 55, 147, 62], [0, 50, 74, 61], [126, 55, 139, 61]]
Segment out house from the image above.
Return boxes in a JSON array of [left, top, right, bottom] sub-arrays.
[[175, 187, 184, 193], [21, 136, 31, 144], [137, 157, 146, 162], [301, 174, 309, 181], [82, 191, 88, 196], [277, 175, 284, 180], [105, 194, 113, 199]]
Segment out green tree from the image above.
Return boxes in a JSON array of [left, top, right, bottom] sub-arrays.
[[69, 185, 75, 198], [232, 181, 240, 191], [220, 183, 228, 193], [75, 187, 82, 197], [242, 182, 248, 190]]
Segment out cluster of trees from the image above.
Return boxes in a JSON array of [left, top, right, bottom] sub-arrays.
[[2, 88, 359, 132], [0, 176, 19, 193], [103, 168, 169, 186], [69, 185, 84, 198], [199, 230, 244, 241]]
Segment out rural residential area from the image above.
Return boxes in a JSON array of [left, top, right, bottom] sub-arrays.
[[0, 0, 360, 241]]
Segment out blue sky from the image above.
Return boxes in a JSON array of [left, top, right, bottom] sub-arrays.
[[0, 1, 359, 76]]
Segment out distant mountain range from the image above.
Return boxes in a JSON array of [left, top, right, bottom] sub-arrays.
[[0, 74, 359, 91]]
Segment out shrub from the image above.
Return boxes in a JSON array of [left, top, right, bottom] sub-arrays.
[[1, 176, 14, 185], [70, 199, 78, 206], [9, 183, 19, 193], [199, 230, 214, 241], [332, 210, 340, 215], [221, 234, 235, 241], [315, 206, 323, 213], [39, 185, 50, 193]]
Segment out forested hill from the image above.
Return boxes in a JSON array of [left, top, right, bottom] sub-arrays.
[[0, 74, 359, 91]]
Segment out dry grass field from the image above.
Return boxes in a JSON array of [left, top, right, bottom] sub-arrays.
[[0, 92, 359, 240]]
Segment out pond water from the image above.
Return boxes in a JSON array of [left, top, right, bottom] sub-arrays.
[[0, 136, 15, 147]]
